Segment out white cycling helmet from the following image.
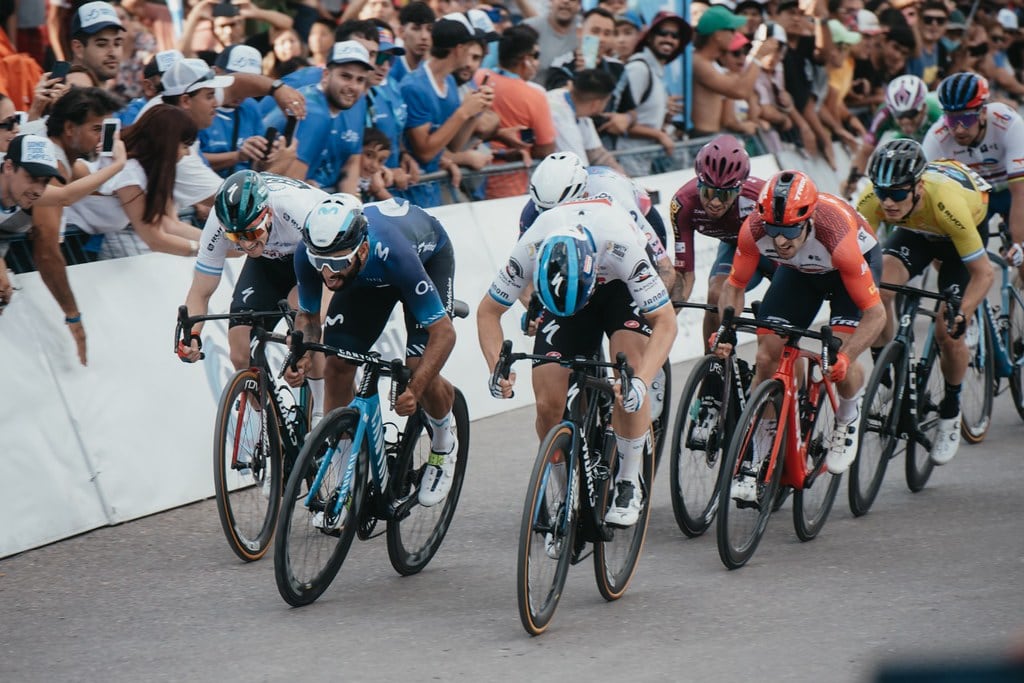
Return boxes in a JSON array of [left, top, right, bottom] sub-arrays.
[[529, 152, 588, 210], [885, 75, 928, 116]]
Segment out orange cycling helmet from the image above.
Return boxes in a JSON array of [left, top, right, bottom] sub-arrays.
[[757, 170, 818, 228]]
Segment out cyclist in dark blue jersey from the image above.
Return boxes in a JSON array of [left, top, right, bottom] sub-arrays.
[[287, 194, 459, 506]]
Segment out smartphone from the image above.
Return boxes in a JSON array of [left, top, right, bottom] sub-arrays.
[[581, 34, 600, 70], [591, 114, 609, 129], [100, 118, 120, 157], [481, 73, 490, 86], [520, 127, 535, 145], [50, 61, 71, 82], [283, 116, 298, 146], [263, 126, 278, 160]]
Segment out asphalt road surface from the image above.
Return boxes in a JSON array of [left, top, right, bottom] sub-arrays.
[[3, 357, 1023, 683]]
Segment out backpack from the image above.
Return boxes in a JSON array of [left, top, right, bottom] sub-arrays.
[[625, 55, 655, 106]]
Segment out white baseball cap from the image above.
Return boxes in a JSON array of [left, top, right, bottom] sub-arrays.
[[327, 40, 373, 69], [998, 8, 1020, 31], [162, 58, 235, 97], [215, 44, 264, 75], [856, 9, 884, 36]]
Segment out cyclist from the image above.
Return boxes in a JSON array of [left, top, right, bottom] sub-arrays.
[[285, 194, 459, 508], [923, 72, 1024, 269], [179, 170, 329, 415], [478, 197, 678, 526], [858, 138, 994, 466], [841, 75, 941, 198], [713, 171, 886, 499]]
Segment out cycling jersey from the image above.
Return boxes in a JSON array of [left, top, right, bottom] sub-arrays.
[[491, 198, 670, 314], [730, 193, 881, 312], [921, 101, 1024, 192], [668, 176, 764, 272], [864, 92, 942, 146], [195, 174, 328, 278], [856, 161, 990, 263], [295, 197, 451, 329]]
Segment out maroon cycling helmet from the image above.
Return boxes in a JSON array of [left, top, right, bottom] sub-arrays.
[[695, 134, 751, 188]]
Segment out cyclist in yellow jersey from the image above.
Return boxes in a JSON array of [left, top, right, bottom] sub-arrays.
[[857, 139, 994, 467]]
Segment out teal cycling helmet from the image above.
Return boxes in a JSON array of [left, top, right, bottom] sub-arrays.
[[533, 228, 597, 317], [215, 170, 270, 234]]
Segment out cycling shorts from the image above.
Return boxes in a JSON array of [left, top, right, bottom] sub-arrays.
[[230, 256, 298, 330], [883, 228, 970, 293], [711, 241, 777, 287]]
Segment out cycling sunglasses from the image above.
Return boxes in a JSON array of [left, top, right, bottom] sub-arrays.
[[224, 211, 270, 243], [307, 238, 366, 273], [944, 109, 981, 130], [698, 181, 742, 204], [874, 185, 914, 202], [893, 108, 922, 121], [762, 221, 806, 240]]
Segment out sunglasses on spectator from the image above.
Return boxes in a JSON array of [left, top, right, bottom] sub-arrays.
[[874, 185, 914, 202], [944, 109, 981, 129], [992, 34, 1007, 44], [0, 115, 19, 130], [967, 42, 989, 57], [762, 221, 806, 240], [307, 240, 366, 274], [921, 14, 947, 26], [376, 52, 394, 65], [654, 28, 682, 39], [698, 182, 742, 204]]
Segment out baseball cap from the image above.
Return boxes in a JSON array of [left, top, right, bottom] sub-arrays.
[[433, 12, 490, 49], [377, 26, 406, 55], [634, 11, 693, 59], [215, 44, 264, 74], [856, 9, 884, 35], [696, 5, 747, 35], [615, 10, 644, 30], [828, 18, 862, 45], [143, 49, 184, 79], [776, 0, 800, 12], [71, 1, 125, 37], [998, 8, 1019, 31], [162, 58, 235, 96], [728, 32, 750, 51], [327, 40, 374, 68], [6, 135, 67, 184], [947, 9, 967, 31], [466, 8, 500, 42], [734, 0, 766, 14]]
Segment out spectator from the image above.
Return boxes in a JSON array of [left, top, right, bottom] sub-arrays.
[[849, 22, 914, 112], [117, 49, 183, 125], [0, 92, 19, 153], [735, 0, 765, 40], [829, 0, 862, 29], [449, 21, 502, 184], [691, 4, 775, 137], [400, 12, 494, 206], [263, 28, 310, 79], [961, 21, 1024, 103], [613, 11, 643, 59], [392, 1, 435, 83], [618, 11, 691, 177], [479, 24, 555, 198], [265, 40, 373, 193], [820, 19, 867, 150], [751, 21, 796, 140], [523, 0, 581, 84], [366, 22, 421, 193], [308, 18, 336, 67], [111, 1, 158, 101], [906, 0, 954, 87], [179, 0, 293, 62], [69, 1, 127, 87], [545, 68, 624, 173], [359, 126, 395, 201], [477, 3, 514, 68], [15, 0, 47, 66], [64, 105, 204, 259], [717, 32, 762, 137]]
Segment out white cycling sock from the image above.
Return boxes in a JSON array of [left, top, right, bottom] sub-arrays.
[[614, 433, 648, 484], [836, 388, 863, 424], [426, 411, 455, 455], [307, 377, 325, 421]]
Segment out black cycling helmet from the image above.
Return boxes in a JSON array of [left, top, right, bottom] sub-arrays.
[[867, 138, 928, 187], [302, 193, 368, 256], [937, 72, 989, 111], [215, 170, 270, 234]]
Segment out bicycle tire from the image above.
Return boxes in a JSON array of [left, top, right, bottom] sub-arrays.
[[517, 423, 577, 636], [848, 342, 902, 516], [1009, 291, 1024, 422], [959, 313, 994, 443], [593, 425, 655, 601], [274, 408, 364, 607], [669, 355, 730, 538], [651, 359, 672, 477], [716, 380, 786, 570], [906, 345, 940, 492], [793, 373, 841, 542], [213, 369, 283, 562], [387, 388, 471, 576]]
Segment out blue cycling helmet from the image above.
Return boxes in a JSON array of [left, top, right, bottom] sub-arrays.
[[533, 228, 597, 317], [937, 72, 989, 111]]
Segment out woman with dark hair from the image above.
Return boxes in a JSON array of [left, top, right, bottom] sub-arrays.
[[64, 104, 204, 259]]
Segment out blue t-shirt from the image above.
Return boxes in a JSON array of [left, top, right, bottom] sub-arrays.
[[390, 56, 412, 84], [258, 66, 325, 116], [399, 66, 460, 174], [367, 79, 407, 168], [264, 84, 367, 189], [295, 198, 450, 326], [118, 97, 146, 126], [200, 100, 265, 178]]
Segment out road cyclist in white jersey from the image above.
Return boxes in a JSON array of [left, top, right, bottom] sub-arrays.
[[478, 197, 678, 526]]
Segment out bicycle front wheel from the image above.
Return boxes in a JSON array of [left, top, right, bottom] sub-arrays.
[[793, 378, 841, 542], [274, 408, 364, 607], [1009, 291, 1024, 422], [848, 342, 901, 516], [387, 388, 470, 576], [213, 369, 283, 562], [959, 314, 994, 443], [517, 423, 577, 636], [716, 379, 786, 570], [669, 355, 730, 537], [906, 346, 940, 492]]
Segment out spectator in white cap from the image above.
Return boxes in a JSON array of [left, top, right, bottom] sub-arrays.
[[69, 1, 126, 85], [120, 49, 184, 125], [264, 40, 373, 193]]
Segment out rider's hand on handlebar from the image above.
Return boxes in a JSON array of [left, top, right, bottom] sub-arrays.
[[177, 335, 202, 363], [394, 385, 420, 416], [707, 330, 735, 359], [827, 351, 850, 383], [489, 370, 516, 399], [283, 354, 310, 387], [617, 376, 648, 413], [1005, 241, 1024, 268]]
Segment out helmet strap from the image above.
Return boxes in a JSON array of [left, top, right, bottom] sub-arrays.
[[970, 117, 987, 148], [899, 186, 921, 222]]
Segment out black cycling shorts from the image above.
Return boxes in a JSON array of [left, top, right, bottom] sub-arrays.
[[230, 256, 297, 329], [883, 228, 971, 293]]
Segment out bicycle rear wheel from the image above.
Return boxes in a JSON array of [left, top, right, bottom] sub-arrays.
[[1007, 291, 1024, 422], [959, 313, 994, 443], [669, 355, 730, 537], [793, 378, 841, 541], [387, 388, 470, 576], [213, 369, 282, 562], [906, 346, 940, 492], [716, 380, 786, 570], [848, 342, 901, 517], [274, 408, 364, 607], [517, 423, 577, 636]]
